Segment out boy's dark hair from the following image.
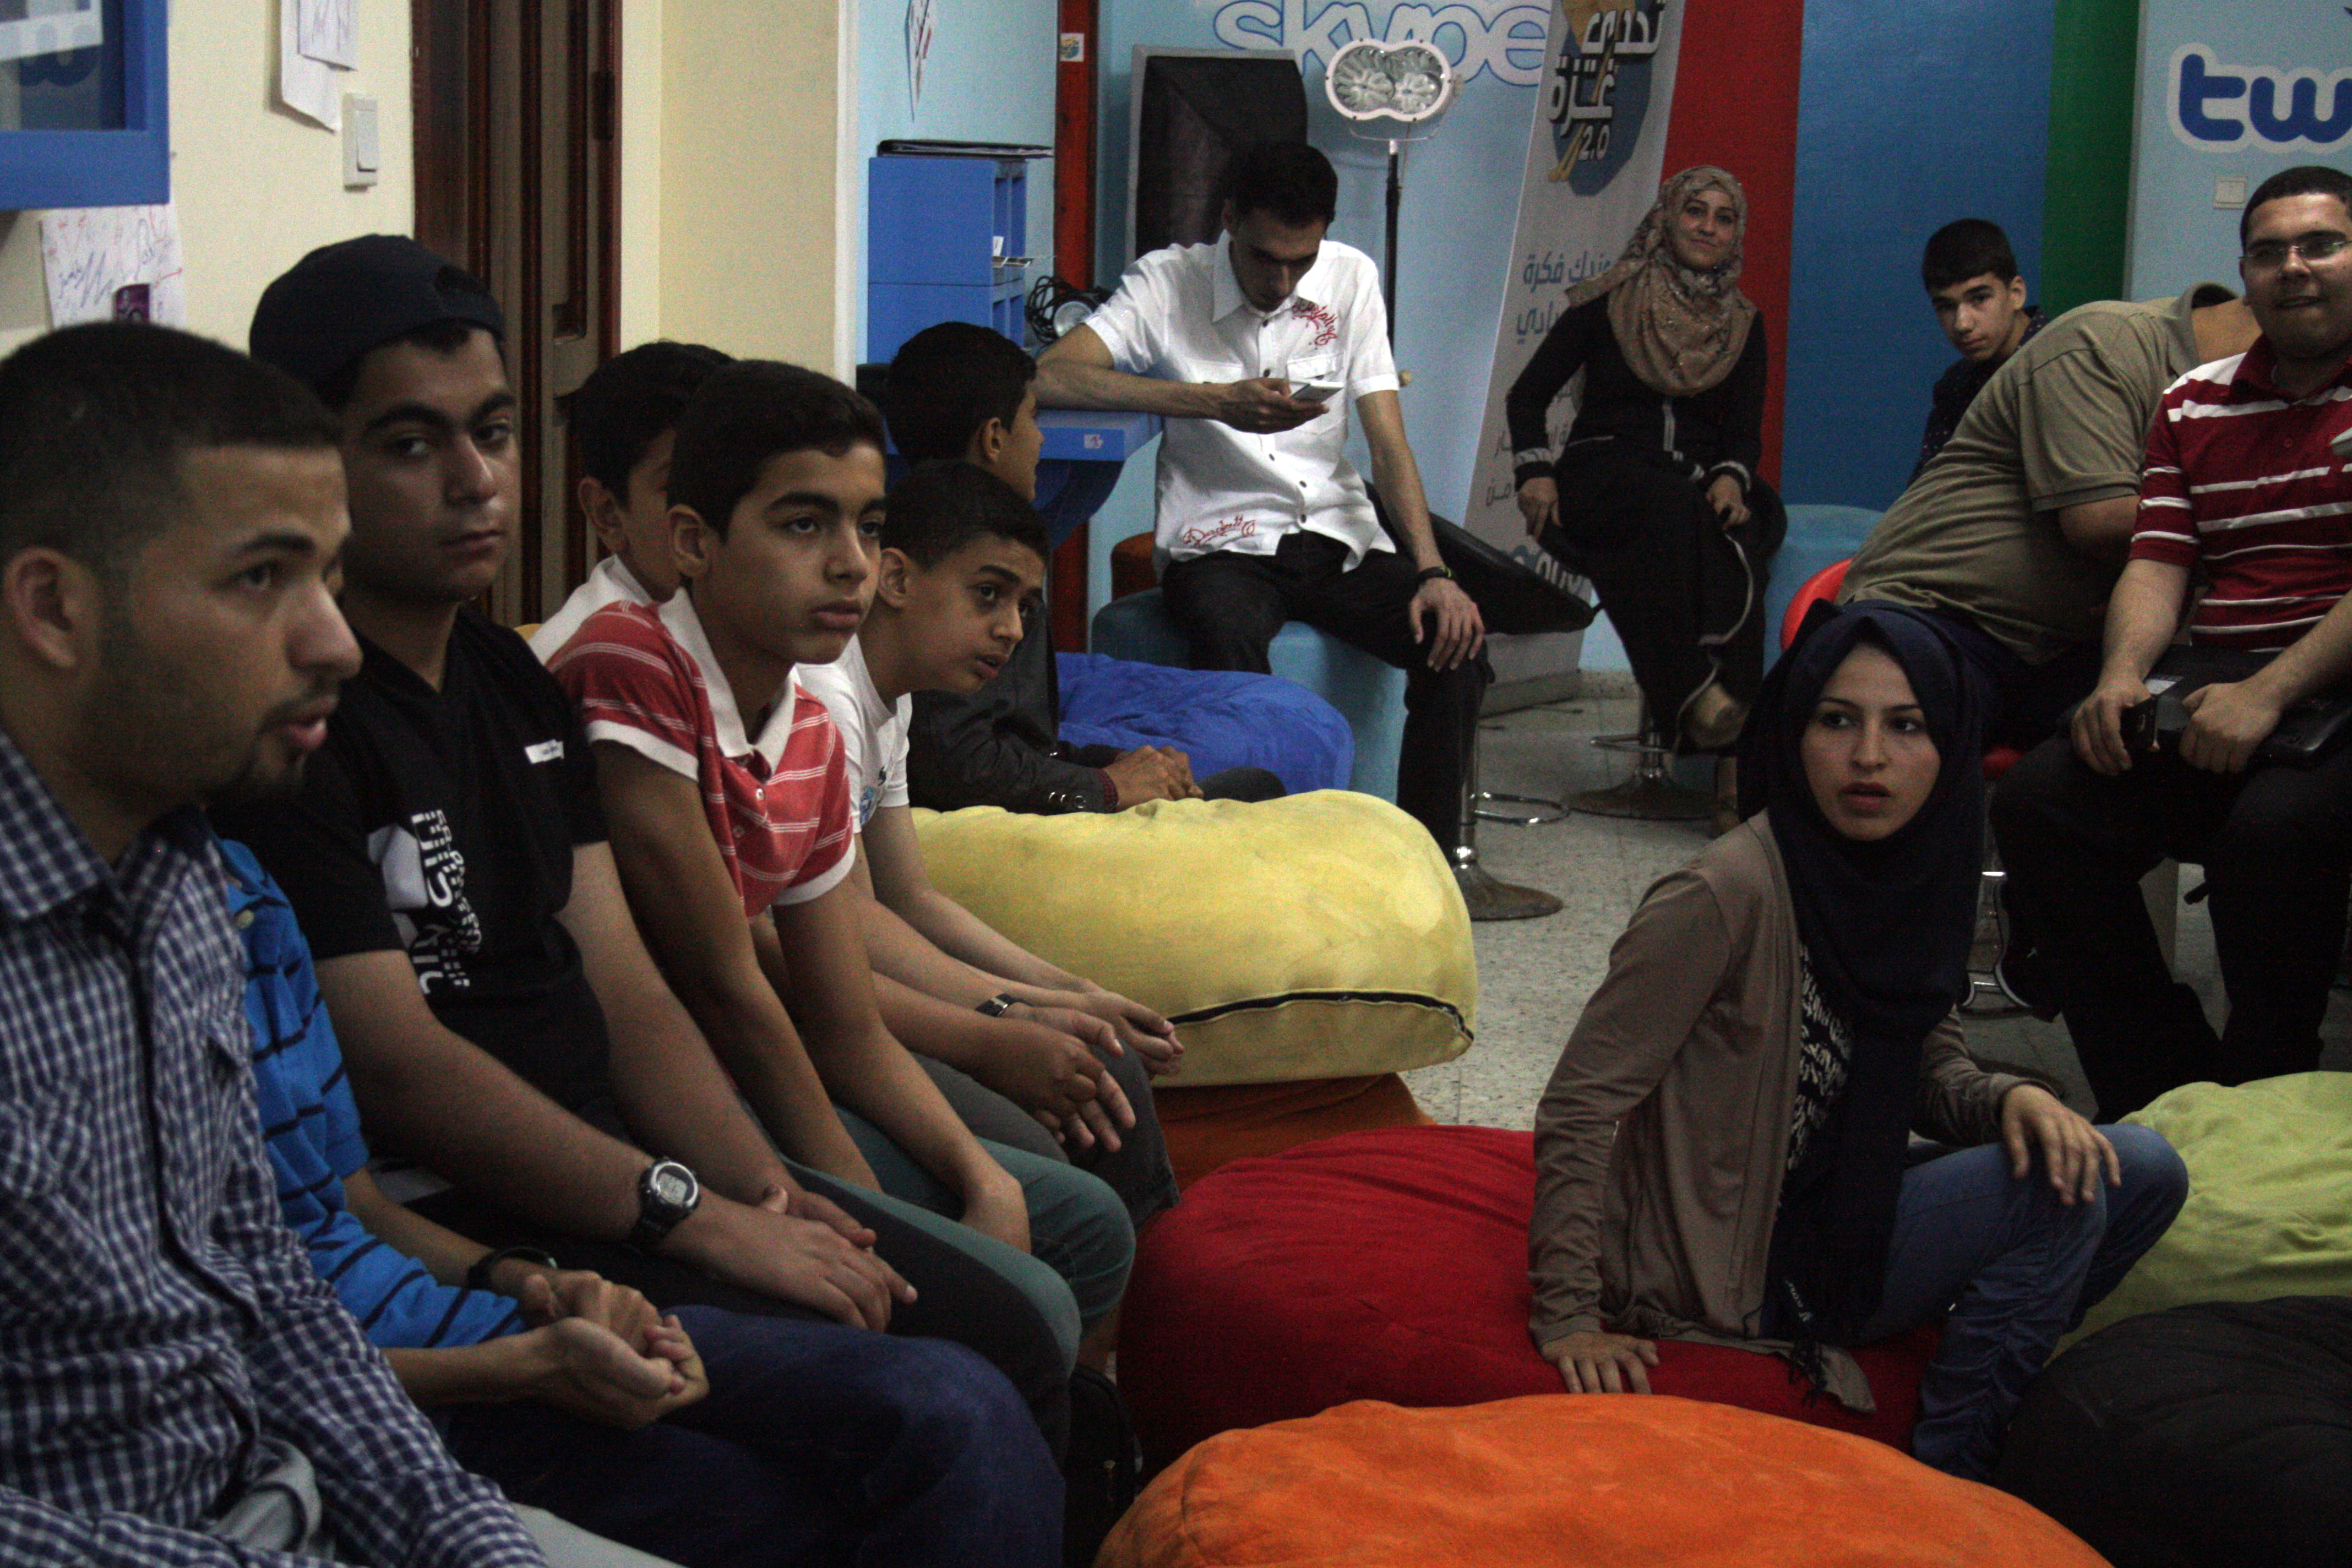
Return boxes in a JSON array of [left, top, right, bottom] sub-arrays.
[[1224, 141, 1339, 228], [882, 461, 1048, 569], [885, 323, 1036, 465], [1921, 219, 2019, 292], [569, 341, 733, 498], [667, 361, 888, 537], [0, 323, 340, 580], [2242, 165, 2352, 247]]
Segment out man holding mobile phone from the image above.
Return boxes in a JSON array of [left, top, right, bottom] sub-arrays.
[[1036, 141, 1489, 878]]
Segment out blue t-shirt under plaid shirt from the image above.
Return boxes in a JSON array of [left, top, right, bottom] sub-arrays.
[[0, 728, 542, 1567], [225, 839, 525, 1351]]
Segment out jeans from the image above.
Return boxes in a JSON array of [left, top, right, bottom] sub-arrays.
[[1159, 531, 1489, 852], [1991, 734, 2352, 1117], [838, 1104, 1129, 1343], [447, 1305, 1062, 1568], [1856, 1125, 2188, 1482]]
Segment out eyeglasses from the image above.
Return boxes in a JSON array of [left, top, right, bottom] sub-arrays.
[[2243, 233, 2352, 269]]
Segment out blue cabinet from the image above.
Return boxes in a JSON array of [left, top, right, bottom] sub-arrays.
[[867, 155, 1030, 361], [0, 0, 169, 212]]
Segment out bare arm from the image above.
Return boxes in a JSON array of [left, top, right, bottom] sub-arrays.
[[586, 743, 876, 1186], [1036, 323, 1317, 432], [860, 809, 1076, 990], [2071, 557, 2192, 774], [341, 1166, 503, 1288], [759, 884, 1031, 1252], [2181, 584, 2352, 774], [1358, 386, 1483, 669], [2056, 495, 2141, 563]]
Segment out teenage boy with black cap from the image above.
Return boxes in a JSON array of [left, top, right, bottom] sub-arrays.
[[216, 235, 1076, 1447]]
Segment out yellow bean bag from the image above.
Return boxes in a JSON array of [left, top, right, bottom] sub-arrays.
[[912, 791, 1474, 1087], [2067, 1072, 2352, 1348], [1097, 1395, 2105, 1568]]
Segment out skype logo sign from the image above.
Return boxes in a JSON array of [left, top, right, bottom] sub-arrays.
[[2169, 43, 2352, 153], [1211, 0, 1553, 89]]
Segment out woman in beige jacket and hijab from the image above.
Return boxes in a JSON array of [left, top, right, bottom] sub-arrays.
[[1529, 602, 2187, 1482]]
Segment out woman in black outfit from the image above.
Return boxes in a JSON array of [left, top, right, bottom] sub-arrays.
[[1507, 165, 1785, 765]]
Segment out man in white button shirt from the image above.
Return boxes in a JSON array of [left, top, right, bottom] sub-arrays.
[[1036, 141, 1485, 860]]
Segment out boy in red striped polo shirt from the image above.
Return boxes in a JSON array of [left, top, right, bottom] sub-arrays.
[[548, 361, 1134, 1371], [1994, 165, 2352, 1117]]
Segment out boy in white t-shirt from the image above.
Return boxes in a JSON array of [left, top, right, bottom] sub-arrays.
[[530, 341, 730, 660], [799, 463, 1180, 1250]]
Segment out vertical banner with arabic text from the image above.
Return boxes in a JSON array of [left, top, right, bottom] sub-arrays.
[[1464, 0, 1685, 684]]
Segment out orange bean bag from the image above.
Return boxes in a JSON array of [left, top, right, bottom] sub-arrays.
[[1097, 1395, 2105, 1568], [1153, 1072, 1432, 1189]]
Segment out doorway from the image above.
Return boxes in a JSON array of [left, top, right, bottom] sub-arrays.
[[411, 0, 620, 626]]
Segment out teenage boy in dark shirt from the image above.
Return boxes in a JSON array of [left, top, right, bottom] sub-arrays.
[[887, 321, 1280, 812], [1914, 219, 2045, 480], [799, 462, 1183, 1242], [215, 235, 1071, 1441]]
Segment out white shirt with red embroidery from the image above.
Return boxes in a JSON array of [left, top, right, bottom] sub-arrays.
[[547, 591, 856, 918], [1083, 235, 1401, 568]]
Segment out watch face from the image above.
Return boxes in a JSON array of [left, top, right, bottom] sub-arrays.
[[649, 1163, 696, 1208]]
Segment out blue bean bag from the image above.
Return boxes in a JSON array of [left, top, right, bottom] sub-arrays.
[[1056, 652, 1354, 796]]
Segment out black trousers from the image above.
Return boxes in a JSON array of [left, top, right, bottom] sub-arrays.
[[1540, 441, 1785, 743], [412, 1163, 1072, 1456], [1159, 530, 1489, 851], [1990, 734, 2352, 1119]]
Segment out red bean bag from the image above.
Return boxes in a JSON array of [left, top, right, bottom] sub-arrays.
[[1098, 1395, 2103, 1568], [1119, 1125, 1939, 1468]]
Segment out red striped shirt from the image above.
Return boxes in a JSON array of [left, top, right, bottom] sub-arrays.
[[547, 596, 854, 918], [2129, 340, 2352, 651]]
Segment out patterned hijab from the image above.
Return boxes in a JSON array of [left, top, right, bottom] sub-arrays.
[[1563, 165, 1758, 398]]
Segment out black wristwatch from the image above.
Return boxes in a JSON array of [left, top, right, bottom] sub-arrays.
[[1416, 564, 1455, 584], [465, 1245, 559, 1295], [629, 1158, 701, 1249]]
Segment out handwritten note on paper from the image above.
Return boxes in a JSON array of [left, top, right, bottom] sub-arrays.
[[276, 0, 340, 128], [295, 0, 356, 69], [39, 205, 187, 330], [0, 0, 104, 68]]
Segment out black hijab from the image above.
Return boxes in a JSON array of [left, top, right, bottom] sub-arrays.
[[1738, 602, 1988, 1348]]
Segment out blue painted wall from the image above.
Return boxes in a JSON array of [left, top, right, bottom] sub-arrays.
[[1779, 0, 2058, 510]]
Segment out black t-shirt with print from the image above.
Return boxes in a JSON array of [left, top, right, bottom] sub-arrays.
[[216, 608, 620, 1131]]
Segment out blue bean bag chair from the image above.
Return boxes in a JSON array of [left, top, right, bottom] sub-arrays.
[[1056, 652, 1354, 796]]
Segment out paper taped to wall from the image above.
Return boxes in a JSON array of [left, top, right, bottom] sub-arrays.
[[277, 0, 341, 128], [0, 0, 103, 68], [39, 204, 187, 330], [296, 0, 356, 70]]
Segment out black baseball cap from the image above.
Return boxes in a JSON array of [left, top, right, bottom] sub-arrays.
[[249, 234, 505, 399]]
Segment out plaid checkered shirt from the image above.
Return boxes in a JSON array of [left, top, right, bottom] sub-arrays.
[[0, 727, 543, 1567]]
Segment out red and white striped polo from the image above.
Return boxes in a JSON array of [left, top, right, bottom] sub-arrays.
[[547, 593, 855, 918], [2129, 339, 2352, 651]]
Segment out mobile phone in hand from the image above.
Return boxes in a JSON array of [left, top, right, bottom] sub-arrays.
[[1289, 380, 1343, 404]]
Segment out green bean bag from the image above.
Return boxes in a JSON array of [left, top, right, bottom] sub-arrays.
[[2065, 1073, 2352, 1348], [912, 791, 1476, 1086]]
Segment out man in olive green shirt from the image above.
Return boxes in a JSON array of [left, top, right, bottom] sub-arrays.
[[1842, 284, 2257, 745]]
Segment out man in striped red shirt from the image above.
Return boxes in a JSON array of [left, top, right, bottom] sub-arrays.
[[1994, 166, 2352, 1117]]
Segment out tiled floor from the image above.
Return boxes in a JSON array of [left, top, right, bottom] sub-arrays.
[[1405, 693, 2352, 1129]]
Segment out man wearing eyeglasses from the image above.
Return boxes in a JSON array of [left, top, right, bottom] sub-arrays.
[[1994, 165, 2352, 1119]]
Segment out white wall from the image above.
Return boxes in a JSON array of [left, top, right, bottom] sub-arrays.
[[0, 0, 415, 358]]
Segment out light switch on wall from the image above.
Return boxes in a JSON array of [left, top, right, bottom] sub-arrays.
[[343, 95, 380, 188]]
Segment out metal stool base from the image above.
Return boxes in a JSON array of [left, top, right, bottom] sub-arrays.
[[1474, 790, 1570, 826], [1453, 861, 1563, 921]]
